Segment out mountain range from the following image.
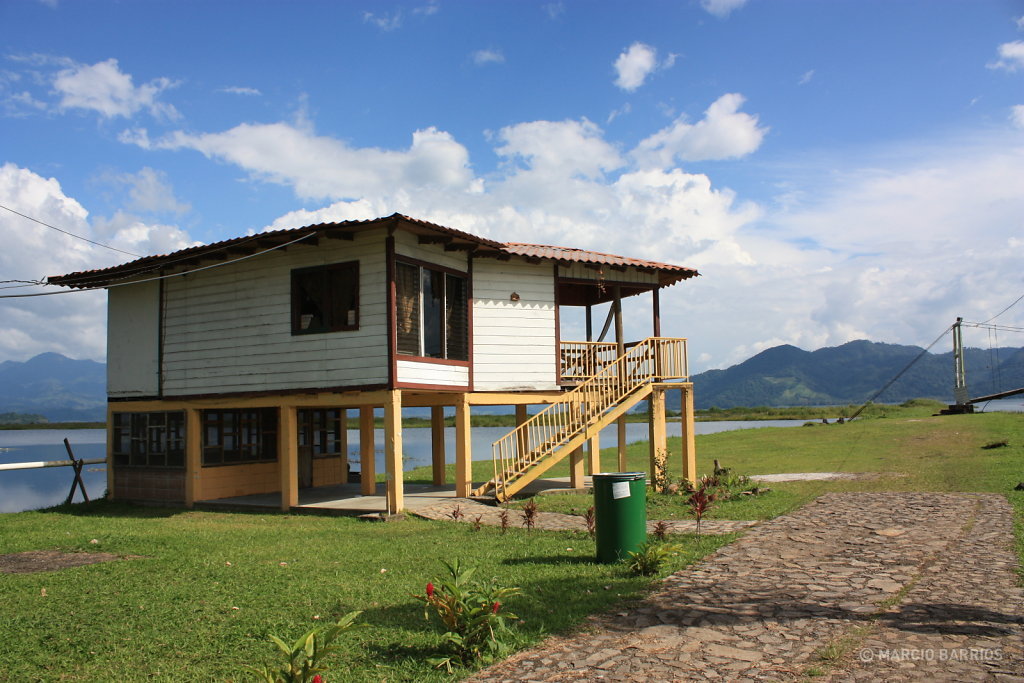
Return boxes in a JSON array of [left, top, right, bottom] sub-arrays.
[[2, 339, 1022, 421]]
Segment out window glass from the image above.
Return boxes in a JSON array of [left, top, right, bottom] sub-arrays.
[[396, 262, 420, 355], [110, 412, 186, 468], [292, 262, 359, 334], [396, 261, 468, 361]]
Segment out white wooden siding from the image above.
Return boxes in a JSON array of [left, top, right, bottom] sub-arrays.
[[160, 229, 389, 395], [107, 280, 160, 397], [396, 360, 469, 387], [472, 259, 558, 391]]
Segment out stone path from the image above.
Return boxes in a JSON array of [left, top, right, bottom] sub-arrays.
[[414, 499, 759, 535], [457, 492, 1023, 682]]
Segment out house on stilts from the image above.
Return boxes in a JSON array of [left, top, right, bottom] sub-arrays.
[[48, 213, 699, 513]]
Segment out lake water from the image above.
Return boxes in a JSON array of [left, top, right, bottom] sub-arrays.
[[3, 397, 1020, 514]]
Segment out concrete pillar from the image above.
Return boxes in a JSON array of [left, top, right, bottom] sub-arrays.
[[384, 390, 403, 514], [570, 446, 585, 488], [650, 387, 667, 492], [339, 408, 349, 484], [279, 404, 298, 511], [184, 407, 202, 507], [587, 430, 601, 475], [431, 406, 446, 485], [359, 406, 376, 496], [455, 395, 472, 497], [680, 386, 697, 485]]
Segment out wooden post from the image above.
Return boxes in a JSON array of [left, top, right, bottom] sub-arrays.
[[105, 404, 116, 501], [455, 395, 472, 497], [614, 285, 627, 470], [680, 385, 696, 485], [430, 406, 446, 485], [652, 288, 661, 337], [339, 408, 349, 484], [515, 404, 529, 458], [279, 404, 298, 511], [384, 390, 403, 514], [359, 406, 376, 495], [587, 430, 601, 475], [570, 446, 584, 488], [650, 387, 667, 492], [184, 407, 202, 507]]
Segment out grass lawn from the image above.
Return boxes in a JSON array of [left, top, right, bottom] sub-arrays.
[[0, 504, 732, 681], [1, 407, 1020, 680]]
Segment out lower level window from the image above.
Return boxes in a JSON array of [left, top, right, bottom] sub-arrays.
[[112, 412, 185, 468], [298, 409, 346, 457], [202, 408, 278, 466]]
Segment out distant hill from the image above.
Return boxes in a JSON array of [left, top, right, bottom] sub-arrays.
[[0, 353, 106, 421], [681, 340, 1024, 410]]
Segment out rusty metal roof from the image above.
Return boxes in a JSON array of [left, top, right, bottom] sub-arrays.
[[504, 242, 699, 286], [47, 213, 698, 289]]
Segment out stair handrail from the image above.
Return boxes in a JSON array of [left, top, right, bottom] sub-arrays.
[[484, 337, 687, 500]]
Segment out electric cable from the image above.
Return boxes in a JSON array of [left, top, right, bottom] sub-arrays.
[[0, 203, 142, 258]]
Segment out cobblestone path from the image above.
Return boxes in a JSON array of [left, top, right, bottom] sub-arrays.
[[460, 492, 1023, 682], [414, 499, 759, 535]]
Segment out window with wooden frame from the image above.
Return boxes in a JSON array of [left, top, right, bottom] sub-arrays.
[[396, 261, 468, 361], [111, 412, 185, 468], [201, 408, 278, 466], [297, 409, 345, 458], [291, 261, 359, 335]]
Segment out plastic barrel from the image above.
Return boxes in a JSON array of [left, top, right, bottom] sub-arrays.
[[592, 471, 647, 563]]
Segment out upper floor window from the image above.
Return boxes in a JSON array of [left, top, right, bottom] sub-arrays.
[[396, 261, 468, 361], [291, 261, 359, 335]]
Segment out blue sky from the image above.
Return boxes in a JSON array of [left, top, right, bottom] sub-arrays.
[[1, 0, 1023, 372]]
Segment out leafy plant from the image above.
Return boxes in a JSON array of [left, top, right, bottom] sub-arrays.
[[498, 507, 510, 534], [521, 499, 539, 531], [583, 506, 596, 538], [652, 520, 670, 541], [687, 484, 717, 536], [625, 541, 682, 576], [472, 514, 484, 531], [251, 611, 361, 683], [448, 504, 464, 522], [413, 560, 522, 671]]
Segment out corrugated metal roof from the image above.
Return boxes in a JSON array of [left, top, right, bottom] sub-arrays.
[[47, 213, 698, 289], [503, 242, 698, 277]]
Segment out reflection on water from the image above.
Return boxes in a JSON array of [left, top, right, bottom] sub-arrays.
[[7, 398, 1022, 513], [1, 420, 810, 514]]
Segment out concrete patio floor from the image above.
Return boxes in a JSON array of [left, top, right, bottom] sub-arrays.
[[195, 476, 593, 515]]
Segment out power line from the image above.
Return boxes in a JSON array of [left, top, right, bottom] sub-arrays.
[[0, 231, 315, 299], [980, 292, 1024, 325], [0, 203, 142, 258], [848, 324, 955, 421]]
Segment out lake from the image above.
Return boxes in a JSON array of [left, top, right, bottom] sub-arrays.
[[2, 396, 1020, 514]]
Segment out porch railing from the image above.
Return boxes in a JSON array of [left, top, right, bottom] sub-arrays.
[[559, 341, 619, 382], [478, 337, 688, 501]]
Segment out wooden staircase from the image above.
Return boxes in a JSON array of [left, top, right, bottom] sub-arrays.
[[472, 337, 688, 502]]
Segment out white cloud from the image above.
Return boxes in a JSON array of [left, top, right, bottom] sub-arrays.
[[632, 93, 768, 167], [220, 86, 261, 96], [53, 58, 179, 119], [544, 2, 565, 20], [1012, 105, 1024, 129], [701, 0, 748, 18], [472, 49, 505, 66], [147, 123, 475, 201], [798, 69, 815, 85], [613, 43, 659, 92], [494, 118, 623, 180], [0, 163, 194, 362], [1016, 16, 1024, 31], [988, 40, 1024, 72], [97, 167, 191, 215], [363, 10, 403, 31]]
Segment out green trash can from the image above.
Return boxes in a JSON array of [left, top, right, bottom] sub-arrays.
[[592, 472, 647, 563]]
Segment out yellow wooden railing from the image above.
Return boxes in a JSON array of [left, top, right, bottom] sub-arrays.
[[559, 341, 618, 382], [474, 337, 688, 501]]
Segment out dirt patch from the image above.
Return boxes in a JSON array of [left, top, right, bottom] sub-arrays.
[[0, 550, 122, 574]]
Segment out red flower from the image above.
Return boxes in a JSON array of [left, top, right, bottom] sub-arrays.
[[492, 601, 501, 614], [426, 582, 434, 599], [312, 676, 323, 683]]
